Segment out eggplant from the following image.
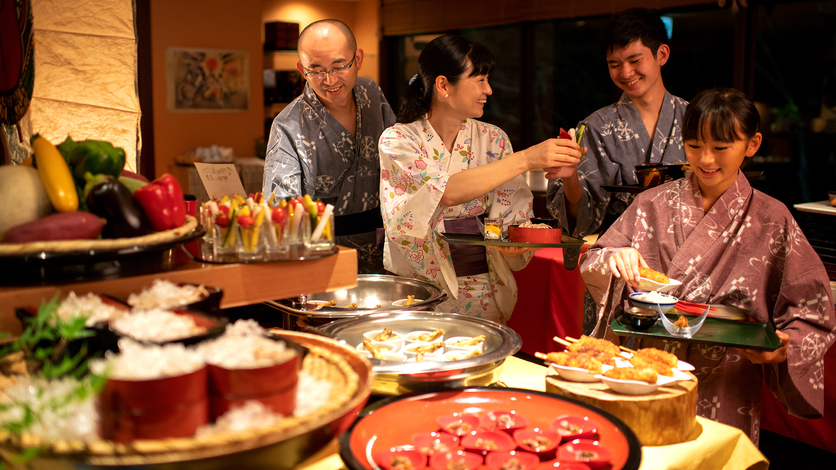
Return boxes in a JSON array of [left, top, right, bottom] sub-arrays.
[[84, 174, 155, 238]]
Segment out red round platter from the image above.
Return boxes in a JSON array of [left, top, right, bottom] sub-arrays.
[[339, 387, 640, 470]]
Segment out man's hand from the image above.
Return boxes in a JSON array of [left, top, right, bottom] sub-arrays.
[[738, 330, 789, 364]]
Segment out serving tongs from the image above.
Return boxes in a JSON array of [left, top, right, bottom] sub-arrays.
[[655, 303, 709, 338]]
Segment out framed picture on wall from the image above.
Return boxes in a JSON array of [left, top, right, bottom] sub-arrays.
[[166, 47, 249, 112]]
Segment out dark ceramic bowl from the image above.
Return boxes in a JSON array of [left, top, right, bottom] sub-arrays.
[[634, 166, 670, 187], [620, 307, 659, 331]]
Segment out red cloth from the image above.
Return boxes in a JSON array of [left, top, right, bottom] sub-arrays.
[[508, 247, 588, 356], [760, 330, 836, 453]]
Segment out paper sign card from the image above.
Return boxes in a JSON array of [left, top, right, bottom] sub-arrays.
[[194, 163, 247, 200]]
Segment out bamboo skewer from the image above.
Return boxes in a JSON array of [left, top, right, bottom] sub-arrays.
[[619, 345, 637, 354], [535, 352, 551, 361], [566, 336, 579, 343], [552, 336, 572, 348]]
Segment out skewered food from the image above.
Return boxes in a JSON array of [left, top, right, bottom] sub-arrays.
[[450, 335, 486, 347], [545, 351, 605, 373], [630, 354, 673, 377], [415, 329, 445, 342], [363, 338, 383, 359], [566, 335, 619, 365], [638, 266, 670, 284], [603, 367, 659, 384], [634, 347, 679, 368]]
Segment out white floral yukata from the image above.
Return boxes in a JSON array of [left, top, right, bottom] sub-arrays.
[[580, 171, 836, 444], [378, 117, 533, 324]]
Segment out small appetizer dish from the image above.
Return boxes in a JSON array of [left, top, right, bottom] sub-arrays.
[[356, 340, 398, 359], [429, 450, 483, 470], [444, 335, 487, 353], [363, 328, 404, 352], [436, 413, 480, 437], [412, 432, 459, 456], [405, 342, 446, 362], [461, 430, 516, 454], [619, 347, 694, 371], [375, 449, 428, 470], [484, 451, 540, 470], [596, 369, 678, 395], [619, 307, 659, 331], [550, 415, 599, 441], [549, 363, 612, 383], [557, 439, 613, 469], [479, 410, 529, 433], [513, 429, 561, 458], [629, 292, 678, 313]]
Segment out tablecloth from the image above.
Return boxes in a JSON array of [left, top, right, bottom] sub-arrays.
[[508, 247, 589, 356]]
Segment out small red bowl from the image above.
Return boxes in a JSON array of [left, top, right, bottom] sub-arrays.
[[485, 450, 540, 470], [413, 432, 459, 456], [461, 431, 516, 454], [508, 225, 562, 244], [538, 463, 592, 470], [437, 413, 480, 437], [480, 410, 529, 433], [513, 429, 561, 457], [429, 450, 482, 470], [557, 439, 613, 469], [550, 415, 599, 441], [375, 449, 427, 470]]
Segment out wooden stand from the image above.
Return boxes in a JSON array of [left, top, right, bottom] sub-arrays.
[[546, 373, 697, 446]]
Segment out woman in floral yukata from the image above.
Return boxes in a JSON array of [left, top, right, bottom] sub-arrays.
[[378, 35, 582, 323], [581, 88, 835, 443]]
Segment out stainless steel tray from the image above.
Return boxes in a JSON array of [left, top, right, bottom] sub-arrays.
[[269, 274, 447, 319], [319, 312, 522, 395]]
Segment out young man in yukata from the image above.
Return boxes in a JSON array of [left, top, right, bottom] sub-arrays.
[[545, 8, 688, 239], [262, 19, 396, 273]]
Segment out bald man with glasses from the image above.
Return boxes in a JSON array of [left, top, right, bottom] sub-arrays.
[[263, 19, 396, 273]]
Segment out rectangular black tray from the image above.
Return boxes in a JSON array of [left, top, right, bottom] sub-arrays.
[[611, 314, 782, 351], [440, 233, 586, 270]]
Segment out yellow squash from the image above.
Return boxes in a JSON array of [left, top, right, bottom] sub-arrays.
[[32, 136, 78, 212]]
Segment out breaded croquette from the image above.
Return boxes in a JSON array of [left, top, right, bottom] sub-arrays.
[[603, 367, 659, 384], [630, 354, 674, 377], [546, 351, 605, 373], [634, 347, 679, 368], [638, 266, 670, 284]]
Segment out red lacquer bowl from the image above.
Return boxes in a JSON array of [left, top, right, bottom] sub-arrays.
[[513, 429, 561, 458], [374, 449, 427, 470], [508, 225, 562, 244], [550, 415, 600, 441], [429, 450, 483, 470], [207, 353, 299, 419], [557, 439, 613, 469], [480, 410, 529, 433], [339, 388, 640, 470], [412, 432, 459, 456], [461, 431, 517, 454], [485, 450, 540, 470], [437, 413, 481, 437]]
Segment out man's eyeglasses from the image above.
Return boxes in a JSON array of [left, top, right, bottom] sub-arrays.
[[301, 55, 356, 81]]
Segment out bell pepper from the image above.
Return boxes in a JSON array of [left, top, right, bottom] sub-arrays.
[[31, 134, 79, 213], [69, 140, 126, 184], [84, 173, 155, 239], [132, 173, 186, 231]]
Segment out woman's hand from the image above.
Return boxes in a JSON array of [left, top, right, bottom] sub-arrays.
[[608, 248, 647, 287], [738, 330, 790, 364], [521, 138, 582, 173], [494, 245, 537, 258]]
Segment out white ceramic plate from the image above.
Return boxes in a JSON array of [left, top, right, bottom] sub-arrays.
[[629, 292, 678, 313], [637, 277, 682, 294], [549, 364, 613, 383], [618, 352, 695, 372], [596, 374, 677, 395]]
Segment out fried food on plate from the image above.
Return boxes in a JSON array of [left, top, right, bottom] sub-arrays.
[[447, 349, 483, 361], [362, 338, 383, 359], [603, 366, 659, 384], [405, 294, 415, 305], [567, 335, 620, 365], [546, 351, 605, 373], [674, 315, 690, 328], [451, 335, 486, 347], [411, 341, 444, 354], [630, 354, 673, 377], [638, 266, 670, 284], [416, 328, 445, 342], [635, 347, 679, 368], [375, 328, 396, 341]]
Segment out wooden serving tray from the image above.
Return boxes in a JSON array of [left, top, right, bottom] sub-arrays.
[[440, 233, 586, 269]]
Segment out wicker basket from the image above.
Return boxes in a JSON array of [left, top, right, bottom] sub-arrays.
[[0, 331, 374, 469]]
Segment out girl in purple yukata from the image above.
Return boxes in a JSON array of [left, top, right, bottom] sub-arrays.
[[580, 88, 835, 443]]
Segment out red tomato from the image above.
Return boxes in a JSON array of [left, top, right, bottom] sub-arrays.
[[289, 197, 303, 208], [315, 200, 326, 215], [271, 205, 287, 224], [218, 205, 230, 216], [237, 214, 254, 229], [215, 213, 230, 228]]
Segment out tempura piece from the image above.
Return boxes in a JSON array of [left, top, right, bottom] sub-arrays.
[[416, 329, 445, 342], [450, 335, 486, 347], [545, 351, 604, 373], [345, 302, 359, 308], [674, 315, 690, 328], [566, 335, 620, 365], [603, 367, 659, 384], [638, 266, 670, 284], [327, 300, 337, 306], [447, 349, 483, 361], [363, 339, 383, 359], [630, 354, 673, 377], [375, 328, 396, 341], [406, 295, 415, 306], [634, 347, 679, 368], [410, 342, 444, 354]]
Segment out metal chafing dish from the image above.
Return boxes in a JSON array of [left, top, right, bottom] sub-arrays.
[[266, 274, 447, 329], [319, 311, 521, 395]]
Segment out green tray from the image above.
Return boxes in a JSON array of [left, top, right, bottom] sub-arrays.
[[611, 313, 782, 351], [440, 233, 586, 269]]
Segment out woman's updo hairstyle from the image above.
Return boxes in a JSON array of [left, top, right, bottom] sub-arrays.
[[682, 87, 760, 143], [396, 35, 496, 124]]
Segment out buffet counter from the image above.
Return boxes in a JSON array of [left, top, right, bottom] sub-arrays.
[[299, 356, 768, 470]]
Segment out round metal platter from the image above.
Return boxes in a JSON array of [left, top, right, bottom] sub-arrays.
[[319, 311, 522, 395], [270, 274, 447, 319]]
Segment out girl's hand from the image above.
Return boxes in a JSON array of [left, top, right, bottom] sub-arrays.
[[608, 248, 647, 287], [738, 330, 789, 364]]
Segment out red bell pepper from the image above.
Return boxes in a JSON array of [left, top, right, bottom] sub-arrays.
[[133, 173, 186, 231]]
